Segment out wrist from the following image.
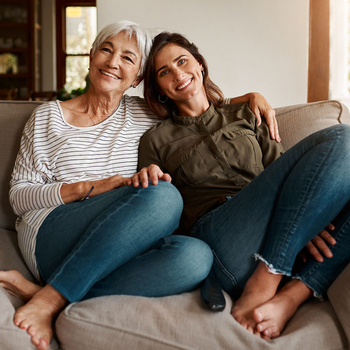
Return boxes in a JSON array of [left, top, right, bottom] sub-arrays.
[[61, 182, 93, 204], [80, 184, 94, 201]]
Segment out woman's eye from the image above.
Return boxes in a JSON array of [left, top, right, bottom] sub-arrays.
[[178, 59, 185, 65], [101, 47, 111, 53], [160, 70, 169, 77], [124, 56, 134, 63]]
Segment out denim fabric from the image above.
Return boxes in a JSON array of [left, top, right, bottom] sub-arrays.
[[36, 181, 213, 302], [191, 125, 350, 300]]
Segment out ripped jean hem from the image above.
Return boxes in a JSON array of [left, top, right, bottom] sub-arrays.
[[254, 253, 292, 277], [254, 254, 324, 301], [293, 276, 324, 301]]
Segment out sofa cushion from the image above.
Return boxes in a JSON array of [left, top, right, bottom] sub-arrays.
[[328, 264, 350, 348], [0, 101, 43, 232], [56, 289, 347, 350]]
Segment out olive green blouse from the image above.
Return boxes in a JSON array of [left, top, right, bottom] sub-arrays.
[[138, 103, 284, 233]]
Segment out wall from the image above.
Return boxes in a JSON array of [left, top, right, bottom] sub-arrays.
[[97, 0, 309, 108], [41, 0, 56, 91]]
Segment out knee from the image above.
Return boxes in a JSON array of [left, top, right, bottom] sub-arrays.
[[175, 236, 213, 282], [328, 124, 350, 149], [143, 181, 183, 219], [341, 124, 350, 149]]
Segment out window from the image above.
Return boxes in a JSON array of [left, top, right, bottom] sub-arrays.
[[329, 0, 350, 108], [56, 0, 96, 91]]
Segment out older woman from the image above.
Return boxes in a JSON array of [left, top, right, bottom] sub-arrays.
[[138, 32, 350, 340]]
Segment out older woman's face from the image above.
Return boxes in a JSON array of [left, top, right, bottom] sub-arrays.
[[155, 43, 204, 103], [89, 31, 142, 95]]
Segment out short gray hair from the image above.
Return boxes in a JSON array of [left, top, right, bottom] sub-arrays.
[[91, 20, 152, 76]]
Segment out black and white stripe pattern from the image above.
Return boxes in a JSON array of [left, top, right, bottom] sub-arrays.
[[9, 95, 160, 279]]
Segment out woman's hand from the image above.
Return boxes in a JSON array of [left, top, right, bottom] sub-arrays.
[[248, 93, 281, 143], [61, 174, 132, 203], [131, 164, 172, 188], [300, 224, 337, 263], [230, 92, 281, 142]]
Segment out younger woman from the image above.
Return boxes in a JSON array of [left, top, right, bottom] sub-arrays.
[[137, 31, 350, 339]]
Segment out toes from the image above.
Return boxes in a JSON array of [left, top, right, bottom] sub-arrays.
[[262, 333, 271, 341], [246, 325, 256, 335], [14, 316, 28, 330], [31, 332, 50, 350], [253, 329, 262, 338], [27, 325, 37, 337], [253, 309, 264, 323], [267, 327, 280, 339], [37, 338, 49, 350], [31, 335, 41, 346], [256, 321, 280, 339], [256, 319, 272, 333]]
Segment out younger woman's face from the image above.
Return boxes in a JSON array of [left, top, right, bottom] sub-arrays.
[[154, 43, 205, 104]]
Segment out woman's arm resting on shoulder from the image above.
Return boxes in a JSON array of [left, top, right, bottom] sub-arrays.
[[229, 92, 281, 142], [131, 165, 171, 188]]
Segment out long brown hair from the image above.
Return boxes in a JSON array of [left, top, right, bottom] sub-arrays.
[[143, 32, 225, 118]]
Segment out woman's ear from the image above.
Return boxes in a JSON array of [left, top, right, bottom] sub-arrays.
[[132, 76, 143, 88], [89, 49, 93, 62]]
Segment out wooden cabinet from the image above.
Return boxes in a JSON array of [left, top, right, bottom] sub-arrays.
[[0, 0, 41, 99]]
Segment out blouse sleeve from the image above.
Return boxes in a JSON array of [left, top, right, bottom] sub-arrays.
[[137, 130, 164, 171], [255, 116, 284, 168], [9, 113, 64, 216]]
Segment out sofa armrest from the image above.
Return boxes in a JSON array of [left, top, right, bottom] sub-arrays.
[[328, 262, 350, 348], [275, 100, 350, 151]]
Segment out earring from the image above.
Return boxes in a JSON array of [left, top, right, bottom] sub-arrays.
[[158, 94, 168, 103]]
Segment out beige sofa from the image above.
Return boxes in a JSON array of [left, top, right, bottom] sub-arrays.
[[0, 99, 349, 350]]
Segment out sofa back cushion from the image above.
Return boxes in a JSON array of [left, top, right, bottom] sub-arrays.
[[0, 101, 43, 231], [0, 99, 349, 232], [275, 100, 350, 150]]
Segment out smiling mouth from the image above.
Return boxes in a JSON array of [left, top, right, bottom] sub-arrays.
[[176, 78, 192, 90], [100, 70, 120, 79]]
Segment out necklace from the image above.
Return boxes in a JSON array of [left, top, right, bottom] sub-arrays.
[[84, 109, 96, 126], [82, 101, 96, 126], [83, 101, 113, 126]]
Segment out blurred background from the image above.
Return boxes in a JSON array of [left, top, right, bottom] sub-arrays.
[[0, 0, 347, 109]]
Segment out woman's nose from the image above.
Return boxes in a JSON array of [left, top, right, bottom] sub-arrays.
[[173, 67, 183, 81], [106, 54, 120, 69]]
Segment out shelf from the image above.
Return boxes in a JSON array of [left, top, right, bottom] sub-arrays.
[[0, 48, 28, 53], [0, 0, 41, 93], [0, 22, 28, 27], [1, 0, 27, 3], [0, 74, 28, 78]]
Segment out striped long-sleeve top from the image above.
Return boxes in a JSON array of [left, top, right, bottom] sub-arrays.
[[9, 96, 160, 280]]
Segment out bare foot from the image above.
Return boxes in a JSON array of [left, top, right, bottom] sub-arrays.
[[231, 262, 282, 336], [0, 270, 42, 301], [231, 289, 276, 337], [254, 280, 313, 339], [13, 284, 68, 350]]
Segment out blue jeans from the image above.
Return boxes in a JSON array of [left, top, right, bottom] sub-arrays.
[[36, 181, 213, 302], [191, 125, 350, 300]]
